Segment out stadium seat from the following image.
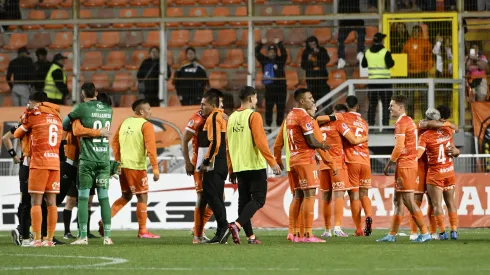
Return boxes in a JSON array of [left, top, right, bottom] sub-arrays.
[[63, 52, 74, 71], [80, 32, 97, 49], [126, 50, 149, 70], [237, 29, 260, 47], [91, 73, 111, 91], [286, 70, 299, 90], [189, 30, 213, 47], [167, 30, 189, 48], [82, 0, 106, 7], [221, 0, 242, 4], [0, 80, 11, 93], [176, 50, 186, 67], [4, 33, 28, 50], [365, 26, 378, 46], [2, 96, 13, 107], [27, 33, 52, 50], [175, 0, 196, 5], [255, 72, 263, 90], [39, 0, 62, 8], [114, 9, 137, 28], [209, 71, 228, 90], [256, 6, 277, 25], [60, 0, 72, 7], [182, 8, 207, 27], [166, 7, 184, 28], [107, 0, 128, 7], [81, 51, 103, 71], [0, 54, 10, 72], [112, 72, 134, 93], [345, 45, 359, 66], [326, 47, 338, 67], [201, 49, 220, 69], [276, 6, 300, 26], [66, 74, 85, 92], [199, 0, 218, 4], [301, 5, 324, 25], [102, 51, 126, 70], [45, 10, 69, 29], [313, 28, 332, 45], [327, 69, 347, 89], [167, 51, 174, 68], [23, 10, 46, 30], [265, 29, 285, 43], [120, 94, 137, 107], [292, 0, 311, 3], [121, 31, 143, 48], [291, 48, 304, 68], [50, 32, 73, 49], [96, 32, 121, 48], [285, 28, 307, 46], [143, 31, 159, 48], [230, 7, 247, 27], [212, 29, 237, 47], [220, 49, 244, 69], [341, 30, 357, 45], [89, 9, 114, 28], [135, 8, 159, 27], [227, 70, 248, 91], [129, 0, 151, 6], [352, 68, 366, 88], [73, 9, 92, 29], [168, 94, 182, 107], [206, 7, 230, 27], [20, 0, 37, 8]]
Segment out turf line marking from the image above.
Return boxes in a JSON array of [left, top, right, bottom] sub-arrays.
[[0, 254, 128, 271]]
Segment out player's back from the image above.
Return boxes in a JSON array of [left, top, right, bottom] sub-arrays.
[[29, 112, 62, 170], [395, 114, 417, 168], [319, 120, 344, 162], [342, 112, 370, 165], [420, 127, 454, 174], [185, 111, 207, 165], [285, 108, 316, 166]]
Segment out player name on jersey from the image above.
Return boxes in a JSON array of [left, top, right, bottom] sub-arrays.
[[91, 113, 112, 119]]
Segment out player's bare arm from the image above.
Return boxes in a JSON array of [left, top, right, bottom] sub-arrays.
[[305, 133, 329, 151], [419, 120, 459, 133], [2, 131, 20, 164], [384, 135, 406, 176], [343, 131, 369, 145], [72, 119, 109, 137], [182, 130, 195, 176], [316, 113, 343, 124]]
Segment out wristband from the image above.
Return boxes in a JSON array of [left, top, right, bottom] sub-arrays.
[[329, 115, 337, 122], [8, 149, 17, 158]]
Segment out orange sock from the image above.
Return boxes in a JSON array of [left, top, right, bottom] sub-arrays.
[[410, 200, 422, 234], [288, 199, 294, 234], [389, 215, 402, 235], [290, 197, 303, 236], [302, 196, 315, 237], [427, 204, 436, 234], [136, 202, 148, 234], [31, 205, 42, 241], [412, 210, 428, 234], [299, 204, 304, 237], [194, 207, 203, 237], [360, 195, 373, 217], [203, 206, 213, 226], [350, 199, 362, 230], [47, 206, 57, 241], [435, 215, 445, 233], [448, 212, 458, 231], [334, 197, 344, 227], [322, 199, 332, 230], [111, 197, 128, 218]]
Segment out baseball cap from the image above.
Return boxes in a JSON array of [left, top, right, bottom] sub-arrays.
[[53, 53, 68, 62], [373, 32, 387, 43], [18, 47, 29, 55]]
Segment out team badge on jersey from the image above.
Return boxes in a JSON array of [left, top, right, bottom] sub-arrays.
[[342, 123, 349, 130], [305, 123, 312, 131], [188, 120, 195, 127]]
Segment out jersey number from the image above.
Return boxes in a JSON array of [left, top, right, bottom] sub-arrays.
[[48, 125, 58, 147], [93, 120, 111, 143], [355, 127, 363, 137], [322, 133, 327, 141], [287, 129, 299, 151], [437, 142, 452, 164]]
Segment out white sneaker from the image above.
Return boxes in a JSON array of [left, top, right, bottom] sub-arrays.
[[431, 233, 440, 240], [357, 52, 364, 62], [103, 237, 114, 245], [71, 238, 88, 245], [333, 229, 349, 237], [409, 233, 418, 241], [338, 58, 346, 69], [42, 240, 55, 247], [21, 239, 32, 247], [321, 230, 333, 238]]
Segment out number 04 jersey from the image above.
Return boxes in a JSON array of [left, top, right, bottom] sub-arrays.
[[417, 127, 455, 179], [68, 100, 113, 162]]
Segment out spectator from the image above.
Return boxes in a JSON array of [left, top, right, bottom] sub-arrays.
[[137, 46, 171, 107], [33, 48, 51, 93], [433, 35, 453, 106], [44, 53, 69, 105], [255, 38, 287, 128], [0, 0, 21, 31], [301, 36, 330, 107], [6, 47, 34, 106], [466, 44, 488, 102], [174, 47, 208, 106], [337, 0, 365, 69], [390, 22, 409, 54]]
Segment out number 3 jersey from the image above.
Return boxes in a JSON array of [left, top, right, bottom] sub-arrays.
[[417, 127, 455, 179], [68, 100, 113, 162]]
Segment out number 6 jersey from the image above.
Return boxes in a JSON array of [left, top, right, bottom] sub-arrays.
[[68, 100, 113, 162]]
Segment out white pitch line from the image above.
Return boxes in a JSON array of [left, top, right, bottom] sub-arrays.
[[0, 254, 127, 271]]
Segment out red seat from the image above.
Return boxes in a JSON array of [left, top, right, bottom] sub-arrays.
[[107, 0, 128, 7], [102, 51, 126, 70], [135, 8, 159, 28], [286, 70, 299, 90], [81, 51, 103, 71], [89, 9, 114, 28], [96, 32, 121, 48], [60, 0, 72, 7], [326, 47, 338, 67], [201, 49, 220, 69], [91, 73, 111, 91], [50, 32, 73, 49], [199, 0, 218, 4], [126, 50, 149, 70], [206, 7, 230, 27], [221, 0, 242, 4], [82, 0, 106, 7], [220, 49, 244, 69], [209, 71, 228, 90], [176, 50, 186, 67], [189, 30, 213, 47], [0, 54, 10, 72], [143, 31, 159, 48], [39, 0, 63, 8], [237, 29, 260, 47], [121, 31, 144, 48], [227, 70, 248, 91], [129, 0, 151, 6], [63, 52, 74, 71], [230, 7, 247, 27], [175, 0, 196, 5], [327, 69, 347, 89], [285, 28, 307, 46], [256, 6, 277, 25], [182, 8, 207, 27], [20, 0, 37, 8], [0, 79, 11, 93], [313, 28, 332, 45], [166, 7, 183, 28], [45, 10, 69, 29], [167, 30, 189, 48], [276, 6, 300, 26], [2, 96, 13, 107], [114, 9, 137, 28], [67, 74, 85, 92], [27, 33, 52, 50], [265, 29, 285, 43], [23, 10, 46, 30], [4, 33, 28, 50], [212, 29, 237, 47], [365, 26, 378, 46], [120, 94, 137, 107], [112, 73, 134, 93], [80, 32, 97, 49], [301, 5, 324, 25], [255, 72, 263, 90]]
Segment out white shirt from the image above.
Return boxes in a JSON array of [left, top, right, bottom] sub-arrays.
[[432, 41, 453, 74]]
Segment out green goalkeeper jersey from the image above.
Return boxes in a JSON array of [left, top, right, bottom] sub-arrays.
[[68, 100, 113, 163]]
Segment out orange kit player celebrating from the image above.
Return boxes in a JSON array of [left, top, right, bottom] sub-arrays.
[[181, 89, 224, 244], [14, 92, 62, 247], [286, 88, 333, 243], [377, 95, 431, 243], [317, 103, 368, 238]]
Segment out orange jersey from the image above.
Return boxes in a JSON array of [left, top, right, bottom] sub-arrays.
[[416, 120, 428, 167], [185, 111, 207, 165], [285, 108, 317, 167], [318, 120, 347, 169], [342, 112, 370, 166], [418, 127, 455, 179], [394, 114, 418, 168], [64, 131, 79, 161]]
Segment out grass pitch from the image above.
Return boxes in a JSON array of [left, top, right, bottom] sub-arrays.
[[1, 229, 490, 275]]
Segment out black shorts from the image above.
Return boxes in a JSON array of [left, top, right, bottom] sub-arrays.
[[61, 162, 78, 198], [19, 164, 30, 194]]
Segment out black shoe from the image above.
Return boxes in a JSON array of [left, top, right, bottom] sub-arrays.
[[248, 238, 262, 244], [53, 237, 65, 245], [364, 216, 373, 236], [64, 232, 76, 239], [227, 222, 241, 244], [87, 232, 99, 239], [207, 229, 227, 244], [11, 229, 21, 246]]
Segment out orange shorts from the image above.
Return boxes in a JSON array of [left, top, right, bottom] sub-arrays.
[[415, 163, 428, 194], [427, 174, 455, 191], [290, 164, 319, 190], [346, 163, 372, 189], [394, 167, 417, 192], [319, 168, 349, 192], [28, 169, 60, 194], [287, 171, 295, 194], [193, 171, 203, 193], [120, 168, 148, 194]]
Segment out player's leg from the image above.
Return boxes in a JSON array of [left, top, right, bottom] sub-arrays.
[[43, 170, 61, 246], [133, 170, 159, 239], [426, 194, 437, 238], [359, 165, 373, 236], [299, 165, 323, 242], [74, 160, 94, 242], [409, 193, 424, 239], [319, 169, 332, 238], [19, 164, 31, 245], [331, 168, 348, 237], [111, 168, 133, 218], [443, 180, 458, 239], [63, 195, 77, 238], [286, 171, 296, 241], [377, 191, 403, 242], [28, 169, 50, 247], [401, 191, 430, 242], [193, 171, 212, 242], [95, 162, 113, 244], [346, 163, 362, 235], [87, 191, 97, 238], [426, 183, 446, 239]]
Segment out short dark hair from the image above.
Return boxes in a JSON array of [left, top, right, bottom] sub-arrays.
[[203, 93, 219, 107], [29, 91, 48, 103], [36, 48, 47, 57], [185, 47, 196, 54], [334, 104, 348, 112], [205, 88, 224, 99], [345, 95, 359, 109], [132, 99, 149, 112], [294, 88, 310, 102], [149, 46, 159, 53], [391, 94, 407, 108], [97, 92, 112, 106], [238, 86, 257, 101], [436, 105, 451, 120], [81, 82, 96, 98]]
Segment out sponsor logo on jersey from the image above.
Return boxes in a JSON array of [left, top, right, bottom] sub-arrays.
[[97, 103, 105, 109], [44, 152, 59, 158]]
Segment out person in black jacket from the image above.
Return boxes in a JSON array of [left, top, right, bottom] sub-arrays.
[[33, 48, 51, 93], [174, 47, 208, 106], [301, 36, 330, 109], [6, 47, 34, 106], [255, 38, 287, 128], [337, 0, 365, 69], [137, 46, 171, 107]]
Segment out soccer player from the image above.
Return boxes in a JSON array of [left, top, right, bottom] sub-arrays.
[[224, 86, 281, 245], [69, 83, 113, 245], [107, 99, 160, 239], [317, 103, 368, 238], [182, 89, 224, 244], [377, 95, 431, 243], [287, 88, 332, 243], [14, 92, 62, 247]]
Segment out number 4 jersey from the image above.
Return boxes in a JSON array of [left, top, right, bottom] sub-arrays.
[[68, 100, 113, 162], [417, 127, 455, 179]]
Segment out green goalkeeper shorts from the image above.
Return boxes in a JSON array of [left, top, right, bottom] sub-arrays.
[[78, 159, 111, 190]]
